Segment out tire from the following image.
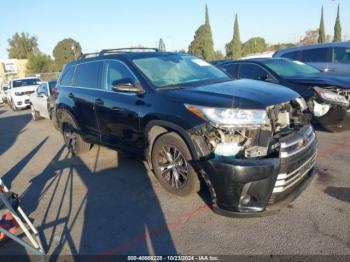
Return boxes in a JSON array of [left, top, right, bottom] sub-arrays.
[[31, 105, 40, 121], [151, 132, 200, 196], [61, 114, 91, 156], [11, 101, 17, 111]]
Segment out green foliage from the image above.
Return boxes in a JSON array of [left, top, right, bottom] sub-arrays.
[[241, 37, 267, 56], [188, 5, 215, 61], [158, 38, 166, 51], [7, 32, 39, 59], [214, 50, 224, 60], [26, 53, 54, 74], [53, 38, 82, 71], [333, 5, 342, 42], [226, 14, 241, 59], [269, 43, 296, 51], [318, 7, 326, 43]]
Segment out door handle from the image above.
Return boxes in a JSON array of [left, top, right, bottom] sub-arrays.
[[95, 98, 104, 106], [68, 93, 74, 99]]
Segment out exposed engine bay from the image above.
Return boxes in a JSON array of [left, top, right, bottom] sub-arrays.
[[192, 99, 311, 160]]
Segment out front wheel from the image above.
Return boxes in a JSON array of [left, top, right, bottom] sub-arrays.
[[151, 132, 200, 196]]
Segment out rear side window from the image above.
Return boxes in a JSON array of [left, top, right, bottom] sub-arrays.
[[221, 64, 239, 79], [60, 66, 75, 86], [75, 62, 102, 89], [333, 47, 350, 64], [239, 64, 268, 80], [300, 48, 331, 62]]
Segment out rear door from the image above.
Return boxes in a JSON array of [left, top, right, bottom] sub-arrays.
[[72, 61, 103, 141], [94, 60, 144, 151], [299, 48, 332, 72]]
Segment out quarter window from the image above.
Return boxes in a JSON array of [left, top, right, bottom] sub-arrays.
[[75, 62, 102, 89], [102, 61, 136, 90], [60, 66, 76, 86]]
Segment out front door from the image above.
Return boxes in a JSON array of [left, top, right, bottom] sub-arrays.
[[94, 60, 145, 152], [34, 83, 50, 119]]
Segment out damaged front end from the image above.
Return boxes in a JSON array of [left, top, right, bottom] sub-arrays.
[[309, 86, 350, 130], [188, 98, 317, 217]]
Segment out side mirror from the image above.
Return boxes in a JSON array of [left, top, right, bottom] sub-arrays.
[[111, 78, 144, 94]]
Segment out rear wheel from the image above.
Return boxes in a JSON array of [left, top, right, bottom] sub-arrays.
[[62, 116, 91, 156], [31, 105, 40, 121], [151, 132, 200, 196]]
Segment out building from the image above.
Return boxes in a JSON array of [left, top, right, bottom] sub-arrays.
[[0, 59, 28, 84]]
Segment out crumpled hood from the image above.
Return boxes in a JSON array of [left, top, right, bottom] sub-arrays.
[[286, 73, 350, 89], [161, 79, 299, 110]]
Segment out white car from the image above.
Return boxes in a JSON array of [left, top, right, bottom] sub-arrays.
[[8, 77, 41, 111], [30, 80, 57, 120], [0, 84, 9, 103]]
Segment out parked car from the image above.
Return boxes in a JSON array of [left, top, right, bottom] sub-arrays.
[[55, 48, 317, 217], [1, 84, 9, 103], [214, 58, 350, 131], [7, 77, 41, 111], [273, 42, 350, 75], [29, 80, 57, 120]]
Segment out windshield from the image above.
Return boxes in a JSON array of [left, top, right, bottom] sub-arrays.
[[264, 59, 320, 77], [12, 78, 40, 88], [133, 54, 230, 88]]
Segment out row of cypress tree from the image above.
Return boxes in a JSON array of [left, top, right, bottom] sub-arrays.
[[189, 5, 343, 61]]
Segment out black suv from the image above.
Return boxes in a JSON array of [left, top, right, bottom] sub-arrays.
[[55, 48, 317, 217]]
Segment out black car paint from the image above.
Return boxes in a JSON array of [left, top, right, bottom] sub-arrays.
[[55, 52, 316, 217], [215, 58, 350, 130]]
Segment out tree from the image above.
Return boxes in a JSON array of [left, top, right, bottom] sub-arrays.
[[241, 37, 267, 57], [188, 5, 215, 61], [333, 5, 342, 42], [26, 53, 54, 74], [53, 38, 82, 71], [214, 50, 224, 60], [318, 7, 326, 43], [158, 38, 166, 51], [226, 14, 241, 59], [7, 32, 39, 59], [301, 29, 319, 45]]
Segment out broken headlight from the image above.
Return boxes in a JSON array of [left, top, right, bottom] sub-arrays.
[[185, 104, 268, 128], [314, 86, 349, 107]]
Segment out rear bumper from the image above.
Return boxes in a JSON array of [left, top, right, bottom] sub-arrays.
[[196, 125, 317, 217]]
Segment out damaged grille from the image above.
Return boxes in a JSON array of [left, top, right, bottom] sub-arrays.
[[270, 125, 317, 197]]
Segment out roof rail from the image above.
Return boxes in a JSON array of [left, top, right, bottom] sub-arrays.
[[79, 52, 100, 59], [99, 47, 159, 56]]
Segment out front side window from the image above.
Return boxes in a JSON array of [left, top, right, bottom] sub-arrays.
[[102, 61, 136, 90], [48, 80, 57, 93], [37, 84, 48, 96], [300, 48, 331, 63], [12, 78, 40, 88], [221, 64, 239, 79], [75, 62, 102, 89], [264, 59, 320, 77], [133, 54, 230, 89], [239, 64, 269, 80], [333, 47, 350, 64]]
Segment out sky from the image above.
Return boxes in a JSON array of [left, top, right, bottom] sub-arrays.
[[1, 0, 349, 58]]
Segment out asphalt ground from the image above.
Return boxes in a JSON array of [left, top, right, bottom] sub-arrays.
[[0, 103, 349, 258]]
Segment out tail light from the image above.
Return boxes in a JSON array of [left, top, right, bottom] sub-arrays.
[[52, 84, 59, 98]]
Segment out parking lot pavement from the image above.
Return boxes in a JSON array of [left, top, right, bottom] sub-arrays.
[[0, 103, 349, 256]]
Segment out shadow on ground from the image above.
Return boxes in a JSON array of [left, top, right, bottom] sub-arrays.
[[324, 186, 350, 204], [18, 145, 177, 257]]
